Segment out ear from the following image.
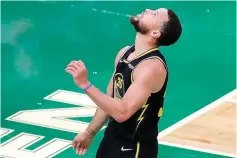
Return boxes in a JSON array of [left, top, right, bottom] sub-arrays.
[[150, 30, 160, 39]]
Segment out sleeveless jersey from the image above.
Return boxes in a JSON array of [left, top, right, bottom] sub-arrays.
[[104, 45, 168, 142]]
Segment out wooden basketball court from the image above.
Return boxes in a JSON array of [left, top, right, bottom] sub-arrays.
[[158, 89, 237, 157]]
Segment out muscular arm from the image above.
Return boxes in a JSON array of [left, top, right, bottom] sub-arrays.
[[85, 78, 112, 136], [85, 46, 129, 136], [84, 59, 167, 123]]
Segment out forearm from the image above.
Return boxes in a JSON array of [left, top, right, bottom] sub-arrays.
[[86, 107, 109, 135], [85, 79, 113, 136], [85, 83, 126, 122]]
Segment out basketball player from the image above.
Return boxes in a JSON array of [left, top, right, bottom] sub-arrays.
[[66, 8, 182, 158]]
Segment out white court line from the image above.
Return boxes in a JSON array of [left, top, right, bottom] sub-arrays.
[[0, 127, 14, 139], [158, 89, 237, 157], [158, 89, 236, 138], [225, 98, 237, 103], [44, 89, 97, 107]]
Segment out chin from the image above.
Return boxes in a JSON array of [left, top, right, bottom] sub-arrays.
[[130, 16, 139, 25]]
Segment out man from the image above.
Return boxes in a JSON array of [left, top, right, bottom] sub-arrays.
[[66, 8, 182, 158]]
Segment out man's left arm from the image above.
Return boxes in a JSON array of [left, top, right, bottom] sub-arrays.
[[66, 59, 166, 123]]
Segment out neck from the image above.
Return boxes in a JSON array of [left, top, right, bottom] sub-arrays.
[[134, 33, 158, 56]]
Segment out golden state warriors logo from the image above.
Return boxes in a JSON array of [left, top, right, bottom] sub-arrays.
[[114, 73, 125, 101]]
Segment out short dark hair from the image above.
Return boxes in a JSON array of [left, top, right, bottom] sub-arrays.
[[157, 9, 182, 46]]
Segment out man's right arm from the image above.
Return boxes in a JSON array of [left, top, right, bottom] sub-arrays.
[[84, 76, 112, 137], [84, 46, 130, 137]]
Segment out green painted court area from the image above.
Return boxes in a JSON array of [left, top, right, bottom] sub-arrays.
[[1, 1, 236, 158]]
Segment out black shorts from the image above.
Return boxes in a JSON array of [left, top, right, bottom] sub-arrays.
[[96, 136, 158, 158]]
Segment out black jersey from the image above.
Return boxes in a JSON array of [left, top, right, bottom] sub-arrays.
[[104, 45, 168, 142]]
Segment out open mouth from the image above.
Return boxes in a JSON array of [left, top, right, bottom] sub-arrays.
[[137, 12, 144, 17]]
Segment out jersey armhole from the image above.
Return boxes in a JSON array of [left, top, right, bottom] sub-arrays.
[[131, 56, 168, 82], [115, 45, 133, 70]]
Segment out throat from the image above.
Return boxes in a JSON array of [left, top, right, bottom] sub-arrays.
[[134, 33, 158, 57]]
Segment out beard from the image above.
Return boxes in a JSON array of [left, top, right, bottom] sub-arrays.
[[130, 15, 149, 34]]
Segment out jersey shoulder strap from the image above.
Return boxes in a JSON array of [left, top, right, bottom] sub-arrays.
[[119, 45, 135, 61], [131, 49, 167, 70], [115, 45, 134, 70]]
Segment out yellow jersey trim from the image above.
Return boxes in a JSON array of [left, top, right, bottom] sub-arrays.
[[123, 59, 129, 64], [121, 47, 158, 64], [158, 107, 163, 117], [135, 141, 140, 158], [132, 48, 158, 61]]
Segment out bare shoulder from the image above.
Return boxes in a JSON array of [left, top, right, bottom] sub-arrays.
[[114, 46, 130, 66], [133, 58, 167, 92]]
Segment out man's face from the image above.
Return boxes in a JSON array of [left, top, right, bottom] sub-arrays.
[[130, 8, 169, 35]]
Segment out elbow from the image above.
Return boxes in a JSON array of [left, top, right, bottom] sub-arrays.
[[114, 113, 130, 123], [113, 103, 130, 123]]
